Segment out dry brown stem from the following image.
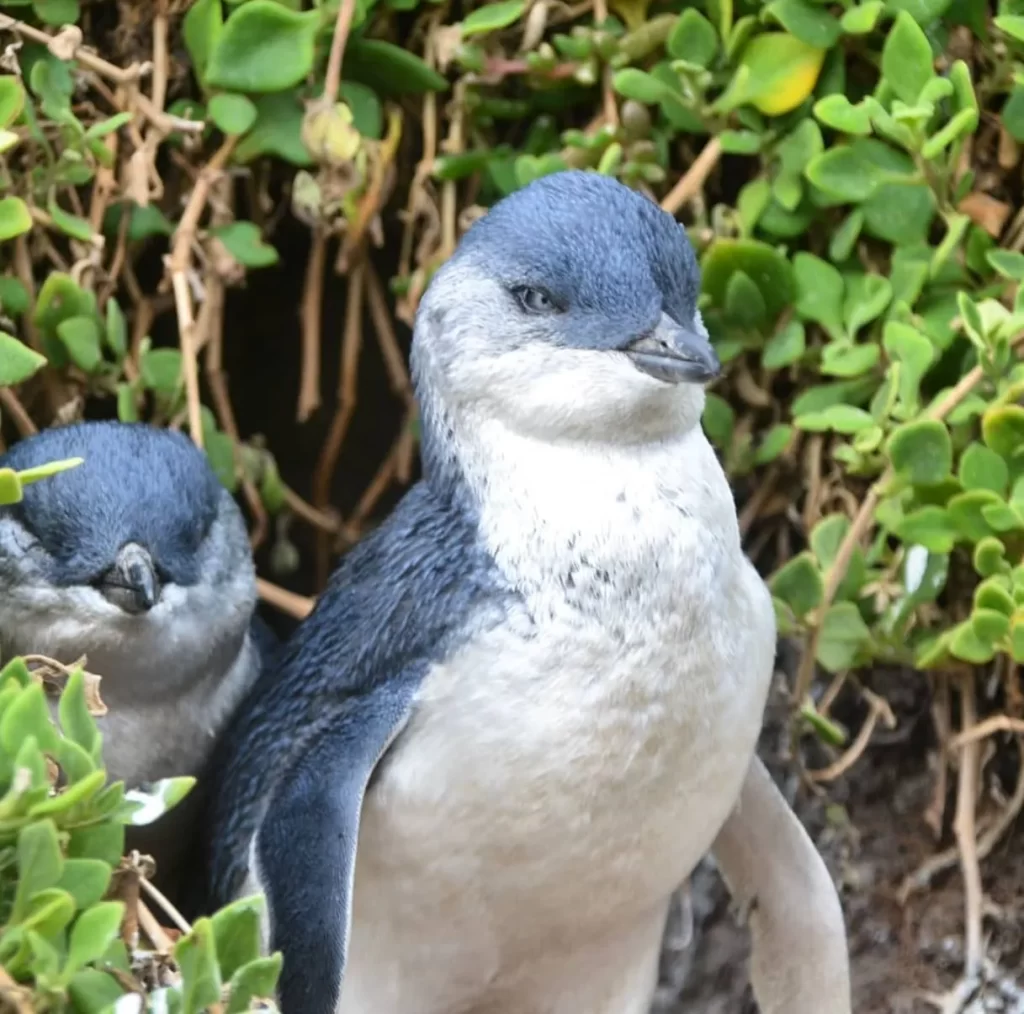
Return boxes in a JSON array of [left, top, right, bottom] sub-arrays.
[[166, 135, 239, 450], [660, 137, 722, 217], [257, 577, 315, 620], [298, 229, 328, 423], [953, 674, 983, 978]]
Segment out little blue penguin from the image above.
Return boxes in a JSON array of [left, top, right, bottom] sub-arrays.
[[0, 420, 275, 901], [206, 170, 851, 1014]]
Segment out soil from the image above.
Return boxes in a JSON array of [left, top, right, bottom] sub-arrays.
[[651, 666, 1024, 1014]]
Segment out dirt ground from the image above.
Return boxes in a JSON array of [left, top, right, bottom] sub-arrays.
[[651, 664, 1024, 1014]]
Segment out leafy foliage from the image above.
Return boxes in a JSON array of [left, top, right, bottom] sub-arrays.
[[0, 656, 281, 1012]]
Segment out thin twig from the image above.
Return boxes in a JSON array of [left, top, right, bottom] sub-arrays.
[[257, 578, 315, 620], [313, 260, 366, 587], [284, 487, 342, 535], [807, 688, 896, 783], [136, 900, 175, 954], [298, 229, 327, 423], [322, 0, 358, 102], [139, 875, 191, 936], [953, 674, 983, 979], [660, 138, 722, 217], [0, 388, 37, 436], [899, 737, 1024, 904], [166, 135, 239, 449], [0, 16, 145, 84]]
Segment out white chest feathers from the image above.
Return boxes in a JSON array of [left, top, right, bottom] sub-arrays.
[[342, 424, 777, 1014]]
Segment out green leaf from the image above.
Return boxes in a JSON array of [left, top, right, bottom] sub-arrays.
[[0, 76, 26, 128], [211, 896, 264, 981], [48, 196, 92, 242], [210, 221, 279, 268], [723, 270, 766, 327], [140, 348, 183, 395], [13, 820, 64, 923], [0, 467, 23, 505], [895, 506, 958, 552], [949, 619, 995, 663], [176, 918, 223, 1014], [792, 253, 844, 340], [67, 968, 127, 1012], [56, 316, 103, 373], [701, 238, 795, 319], [813, 94, 872, 135], [765, 0, 841, 48], [66, 824, 124, 866], [1004, 86, 1024, 143], [881, 11, 935, 104], [995, 13, 1024, 41], [0, 196, 32, 241], [0, 333, 47, 386], [339, 81, 382, 139], [762, 319, 805, 369], [947, 489, 1001, 541], [821, 342, 879, 377], [65, 902, 125, 977], [769, 551, 823, 616], [104, 298, 127, 358], [666, 9, 719, 66], [975, 578, 1014, 615], [882, 321, 933, 412], [461, 0, 525, 36], [795, 404, 875, 433], [973, 538, 1008, 578], [959, 443, 1009, 494], [613, 69, 680, 106], [120, 776, 195, 825], [862, 182, 936, 245], [226, 955, 283, 1014], [715, 32, 826, 117], [208, 92, 257, 136], [805, 145, 881, 201], [982, 404, 1024, 460], [987, 250, 1024, 280], [56, 859, 112, 910], [206, 1, 319, 94], [702, 392, 735, 448], [16, 456, 83, 488], [887, 419, 952, 485], [233, 92, 313, 167], [184, 0, 225, 85], [0, 277, 30, 317], [840, 1, 883, 33], [31, 0, 80, 26], [816, 601, 871, 672], [58, 668, 101, 762], [343, 38, 449, 95], [843, 273, 891, 337], [754, 423, 793, 464]]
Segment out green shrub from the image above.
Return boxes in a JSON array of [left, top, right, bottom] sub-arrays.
[[0, 654, 281, 1012]]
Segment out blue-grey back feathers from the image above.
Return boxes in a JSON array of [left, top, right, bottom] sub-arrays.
[[207, 482, 510, 908], [0, 421, 222, 587]]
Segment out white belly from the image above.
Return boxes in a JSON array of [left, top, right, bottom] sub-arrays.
[[339, 557, 774, 1014]]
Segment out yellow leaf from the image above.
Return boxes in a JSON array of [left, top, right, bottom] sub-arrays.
[[716, 32, 826, 118]]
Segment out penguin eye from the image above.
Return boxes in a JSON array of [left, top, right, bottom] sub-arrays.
[[511, 286, 559, 315]]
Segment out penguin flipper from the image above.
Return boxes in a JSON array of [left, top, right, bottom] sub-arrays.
[[253, 674, 419, 1014]]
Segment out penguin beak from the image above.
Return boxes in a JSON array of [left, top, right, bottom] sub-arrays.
[[624, 312, 721, 386], [99, 543, 161, 615]]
